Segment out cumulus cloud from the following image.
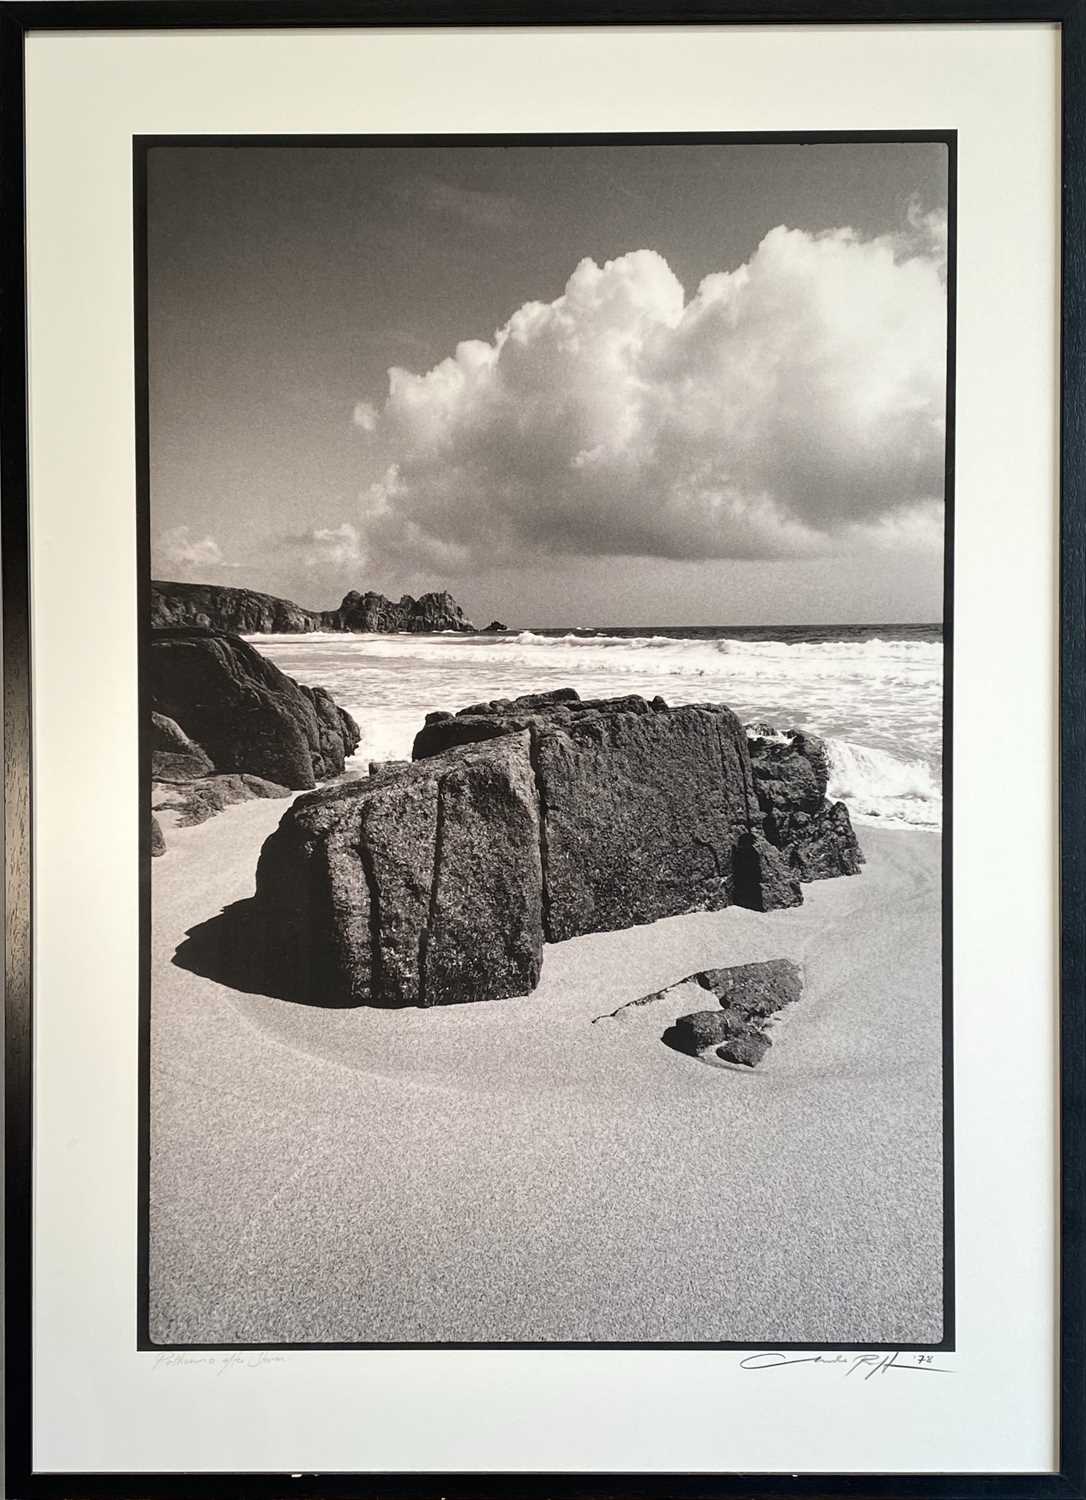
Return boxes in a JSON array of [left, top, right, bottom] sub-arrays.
[[291, 521, 366, 570], [350, 219, 947, 571], [155, 525, 237, 579]]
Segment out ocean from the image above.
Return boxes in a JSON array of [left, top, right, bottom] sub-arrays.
[[250, 622, 944, 831]]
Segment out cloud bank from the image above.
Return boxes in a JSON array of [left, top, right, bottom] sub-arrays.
[[155, 525, 237, 580], [337, 217, 947, 576]]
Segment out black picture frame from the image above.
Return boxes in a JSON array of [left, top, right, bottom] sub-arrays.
[[2, 4, 1082, 1496]]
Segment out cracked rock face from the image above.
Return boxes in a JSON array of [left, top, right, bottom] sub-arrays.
[[241, 690, 857, 1012], [248, 733, 543, 1008], [413, 689, 784, 942]]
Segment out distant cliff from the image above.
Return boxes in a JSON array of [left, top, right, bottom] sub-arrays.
[[150, 581, 477, 634]]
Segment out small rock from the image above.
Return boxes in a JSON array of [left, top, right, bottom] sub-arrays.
[[150, 814, 166, 857], [651, 959, 802, 1068], [662, 1009, 736, 1056], [716, 1032, 771, 1068], [695, 957, 803, 1019]]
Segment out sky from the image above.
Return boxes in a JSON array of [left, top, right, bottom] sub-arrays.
[[147, 140, 949, 627]]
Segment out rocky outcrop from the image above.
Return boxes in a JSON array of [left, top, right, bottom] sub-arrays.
[[150, 628, 360, 790], [746, 727, 863, 880], [151, 582, 325, 634], [413, 689, 773, 942], [151, 581, 476, 634], [245, 734, 543, 1008], [660, 959, 803, 1068], [483, 619, 508, 633], [323, 589, 475, 634], [220, 692, 860, 1011]]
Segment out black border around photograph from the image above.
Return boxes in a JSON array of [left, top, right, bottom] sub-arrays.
[[133, 126, 957, 1357]]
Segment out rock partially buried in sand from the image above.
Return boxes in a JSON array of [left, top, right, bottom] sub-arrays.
[[150, 813, 166, 857], [236, 689, 856, 1012], [150, 627, 361, 789], [412, 688, 791, 940], [716, 1032, 771, 1068], [664, 1009, 741, 1056], [694, 957, 803, 1018], [659, 958, 804, 1068], [247, 732, 543, 1007]]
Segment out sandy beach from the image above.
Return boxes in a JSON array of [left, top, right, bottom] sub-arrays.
[[148, 793, 943, 1347]]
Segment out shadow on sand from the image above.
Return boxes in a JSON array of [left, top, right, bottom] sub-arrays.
[[172, 898, 358, 1007]]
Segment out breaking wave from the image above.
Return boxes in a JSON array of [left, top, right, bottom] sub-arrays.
[[824, 737, 941, 830], [252, 625, 943, 831]]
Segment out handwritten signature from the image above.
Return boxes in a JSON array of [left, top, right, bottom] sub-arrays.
[[740, 1351, 953, 1379], [152, 1352, 288, 1375]]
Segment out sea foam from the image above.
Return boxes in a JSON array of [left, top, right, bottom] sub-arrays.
[[250, 627, 943, 831]]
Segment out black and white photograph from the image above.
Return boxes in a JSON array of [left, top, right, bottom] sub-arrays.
[[142, 136, 950, 1348]]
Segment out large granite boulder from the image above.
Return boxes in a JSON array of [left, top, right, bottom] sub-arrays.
[[149, 628, 360, 790], [745, 728, 863, 880], [247, 733, 543, 1008], [226, 693, 861, 1012], [413, 689, 776, 941]]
